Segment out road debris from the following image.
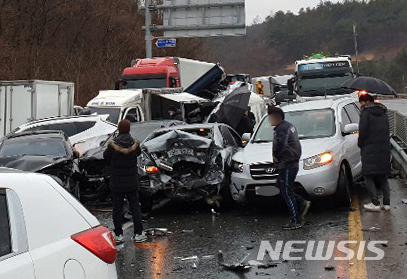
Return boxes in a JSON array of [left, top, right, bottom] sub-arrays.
[[217, 251, 251, 271], [402, 199, 407, 204], [362, 226, 381, 232], [180, 255, 199, 262], [324, 265, 335, 271], [144, 228, 171, 236]]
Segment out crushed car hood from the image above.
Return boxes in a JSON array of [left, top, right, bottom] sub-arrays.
[[0, 155, 70, 172], [232, 138, 335, 164], [81, 145, 106, 161], [143, 130, 212, 153]]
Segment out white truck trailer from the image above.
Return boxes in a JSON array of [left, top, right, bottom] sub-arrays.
[[0, 80, 74, 136], [84, 88, 209, 124]]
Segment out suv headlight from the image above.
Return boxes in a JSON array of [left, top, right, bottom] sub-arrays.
[[231, 160, 244, 173], [303, 152, 333, 170]]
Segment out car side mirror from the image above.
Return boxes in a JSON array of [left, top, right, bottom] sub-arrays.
[[342, 123, 359, 135], [242, 133, 251, 145]]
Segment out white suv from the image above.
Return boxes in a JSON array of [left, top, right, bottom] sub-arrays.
[[230, 97, 362, 206], [0, 168, 118, 279]]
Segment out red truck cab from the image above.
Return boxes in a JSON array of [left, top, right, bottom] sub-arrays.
[[119, 57, 179, 89]]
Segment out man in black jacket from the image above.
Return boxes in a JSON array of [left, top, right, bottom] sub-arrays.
[[358, 94, 391, 212], [269, 106, 311, 230], [103, 119, 147, 243]]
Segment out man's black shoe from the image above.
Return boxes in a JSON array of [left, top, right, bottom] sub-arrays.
[[281, 221, 302, 230]]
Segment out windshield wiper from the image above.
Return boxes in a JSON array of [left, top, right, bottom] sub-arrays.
[[302, 89, 324, 96], [253, 140, 272, 143]]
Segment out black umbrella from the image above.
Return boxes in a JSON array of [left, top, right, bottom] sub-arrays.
[[342, 76, 397, 96], [216, 86, 251, 130]]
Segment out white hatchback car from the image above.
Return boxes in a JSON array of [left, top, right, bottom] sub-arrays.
[[0, 168, 118, 279], [230, 97, 362, 206]]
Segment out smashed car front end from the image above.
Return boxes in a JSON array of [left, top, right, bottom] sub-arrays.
[[140, 130, 227, 204]]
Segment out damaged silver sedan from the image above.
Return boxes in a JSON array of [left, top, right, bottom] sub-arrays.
[[140, 124, 243, 210]]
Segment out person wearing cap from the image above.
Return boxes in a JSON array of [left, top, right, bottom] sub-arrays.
[[103, 119, 147, 243], [168, 105, 184, 121], [358, 94, 391, 212]]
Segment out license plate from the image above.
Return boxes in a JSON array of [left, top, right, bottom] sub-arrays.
[[167, 148, 194, 158], [255, 185, 280, 197]]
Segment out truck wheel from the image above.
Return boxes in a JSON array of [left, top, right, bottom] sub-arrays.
[[334, 164, 352, 208]]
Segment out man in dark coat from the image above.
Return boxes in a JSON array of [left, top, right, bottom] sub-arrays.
[[268, 106, 311, 230], [168, 105, 184, 121], [358, 94, 391, 212], [235, 110, 253, 137], [103, 119, 147, 243]]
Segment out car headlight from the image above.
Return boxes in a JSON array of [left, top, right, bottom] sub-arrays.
[[231, 160, 244, 173], [303, 152, 333, 170]]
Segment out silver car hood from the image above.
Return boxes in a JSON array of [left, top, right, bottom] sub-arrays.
[[232, 137, 336, 164]]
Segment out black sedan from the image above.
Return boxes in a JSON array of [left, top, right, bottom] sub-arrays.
[[0, 130, 81, 197]]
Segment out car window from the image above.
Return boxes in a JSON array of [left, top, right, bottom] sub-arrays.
[[0, 138, 68, 157], [220, 126, 237, 147], [228, 128, 243, 147], [0, 190, 11, 258], [24, 125, 49, 133], [47, 123, 78, 137], [125, 108, 140, 123], [75, 121, 96, 133], [253, 117, 274, 143], [341, 108, 351, 127], [285, 109, 335, 139], [344, 103, 360, 124]]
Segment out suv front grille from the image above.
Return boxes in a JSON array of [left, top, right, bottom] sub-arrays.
[[250, 163, 278, 180]]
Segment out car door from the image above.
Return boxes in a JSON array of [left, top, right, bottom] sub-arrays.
[[344, 103, 362, 176], [0, 189, 35, 279], [219, 125, 241, 167]]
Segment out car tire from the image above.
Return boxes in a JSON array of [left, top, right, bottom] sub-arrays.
[[334, 163, 352, 208], [220, 172, 235, 209]]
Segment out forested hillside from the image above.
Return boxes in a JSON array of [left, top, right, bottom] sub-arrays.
[[2, 0, 407, 101], [0, 0, 201, 104], [205, 0, 407, 91]]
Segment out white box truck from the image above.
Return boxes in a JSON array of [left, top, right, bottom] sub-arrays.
[[84, 88, 209, 124], [0, 80, 74, 136]]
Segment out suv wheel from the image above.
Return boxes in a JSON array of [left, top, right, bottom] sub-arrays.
[[334, 163, 352, 208]]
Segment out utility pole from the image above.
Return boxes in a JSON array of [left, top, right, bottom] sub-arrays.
[[353, 23, 360, 75], [145, 0, 153, 58]]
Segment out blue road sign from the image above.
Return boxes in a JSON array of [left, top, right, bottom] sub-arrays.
[[155, 38, 177, 48]]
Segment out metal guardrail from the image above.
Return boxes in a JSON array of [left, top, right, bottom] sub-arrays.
[[388, 110, 407, 176], [388, 110, 407, 147]]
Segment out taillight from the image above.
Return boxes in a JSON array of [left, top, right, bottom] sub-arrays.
[[71, 226, 117, 264], [145, 166, 159, 173]]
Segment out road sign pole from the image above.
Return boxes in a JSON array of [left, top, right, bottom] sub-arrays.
[[145, 0, 153, 58]]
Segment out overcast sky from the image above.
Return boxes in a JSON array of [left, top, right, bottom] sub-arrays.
[[246, 0, 342, 24]]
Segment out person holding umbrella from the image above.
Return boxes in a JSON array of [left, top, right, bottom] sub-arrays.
[[342, 76, 396, 212], [358, 93, 391, 211]]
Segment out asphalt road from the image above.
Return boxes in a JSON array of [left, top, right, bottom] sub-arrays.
[[92, 177, 407, 279]]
